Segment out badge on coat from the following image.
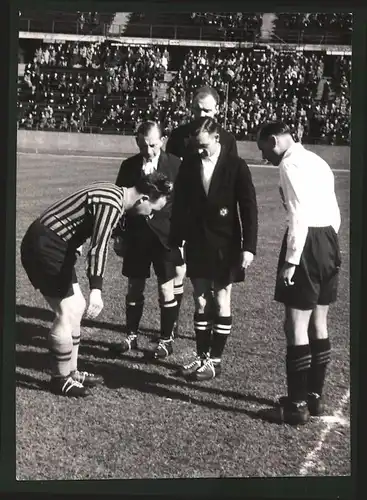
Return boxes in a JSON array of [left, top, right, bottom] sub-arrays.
[[219, 207, 229, 217]]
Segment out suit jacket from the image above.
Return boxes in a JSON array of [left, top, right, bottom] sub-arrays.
[[170, 148, 258, 255], [165, 121, 238, 160], [115, 150, 181, 248]]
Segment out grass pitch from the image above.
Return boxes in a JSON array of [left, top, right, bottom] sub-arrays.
[[15, 152, 350, 480]]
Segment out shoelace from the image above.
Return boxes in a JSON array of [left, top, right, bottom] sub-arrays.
[[74, 371, 94, 384], [197, 357, 215, 374], [62, 376, 84, 394], [126, 334, 137, 346], [184, 357, 201, 369]]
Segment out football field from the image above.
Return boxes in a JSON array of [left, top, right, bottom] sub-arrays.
[[15, 152, 350, 480]]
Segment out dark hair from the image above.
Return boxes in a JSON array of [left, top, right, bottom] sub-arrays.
[[190, 117, 220, 137], [135, 171, 173, 201], [136, 120, 162, 138], [257, 121, 291, 141], [193, 86, 220, 105]]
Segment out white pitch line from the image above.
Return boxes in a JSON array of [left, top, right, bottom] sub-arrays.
[[299, 388, 350, 476], [16, 152, 350, 174]]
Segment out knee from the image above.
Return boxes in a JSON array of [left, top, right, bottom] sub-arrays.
[[215, 292, 231, 316], [194, 294, 207, 313], [158, 280, 174, 302], [127, 281, 145, 301], [174, 264, 186, 283]]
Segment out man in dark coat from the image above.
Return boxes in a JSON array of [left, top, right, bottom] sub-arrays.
[[170, 117, 258, 381], [111, 121, 183, 359], [165, 85, 238, 160]]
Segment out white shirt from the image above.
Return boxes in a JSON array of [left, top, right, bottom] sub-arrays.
[[201, 145, 221, 195], [279, 142, 341, 265], [142, 151, 160, 175]]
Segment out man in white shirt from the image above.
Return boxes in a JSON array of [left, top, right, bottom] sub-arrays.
[[257, 121, 342, 426], [170, 117, 258, 381]]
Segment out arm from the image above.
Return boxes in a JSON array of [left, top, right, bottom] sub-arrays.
[[87, 203, 122, 290], [279, 162, 309, 265], [236, 160, 258, 256]]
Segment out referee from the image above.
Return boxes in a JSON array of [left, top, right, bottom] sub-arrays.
[[20, 173, 172, 398], [256, 122, 342, 426]]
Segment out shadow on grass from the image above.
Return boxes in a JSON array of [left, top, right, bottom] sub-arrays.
[[16, 303, 193, 341], [16, 319, 276, 418]]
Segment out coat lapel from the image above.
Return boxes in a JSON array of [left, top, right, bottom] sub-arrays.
[[157, 151, 171, 177]]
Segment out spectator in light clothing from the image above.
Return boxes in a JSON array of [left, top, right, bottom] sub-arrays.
[[257, 121, 341, 426]]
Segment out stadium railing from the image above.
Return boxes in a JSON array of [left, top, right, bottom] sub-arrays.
[[16, 123, 350, 146], [18, 18, 351, 45]]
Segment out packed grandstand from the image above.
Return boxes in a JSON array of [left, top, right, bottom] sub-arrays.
[[17, 11, 351, 145]]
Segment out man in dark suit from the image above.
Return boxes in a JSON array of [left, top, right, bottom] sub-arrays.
[[165, 86, 238, 317], [110, 121, 183, 359], [170, 117, 258, 381], [165, 85, 238, 160]]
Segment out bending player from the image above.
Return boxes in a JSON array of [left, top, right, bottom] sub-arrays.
[[20, 173, 172, 398]]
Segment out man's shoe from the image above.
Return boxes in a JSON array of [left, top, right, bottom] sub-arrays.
[[50, 376, 90, 398], [153, 338, 174, 359], [259, 398, 310, 425], [109, 333, 138, 354]]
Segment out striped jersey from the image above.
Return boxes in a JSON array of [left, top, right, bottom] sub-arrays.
[[39, 182, 125, 290]]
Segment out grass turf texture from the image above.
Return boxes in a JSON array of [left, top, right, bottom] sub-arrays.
[[15, 154, 350, 480]]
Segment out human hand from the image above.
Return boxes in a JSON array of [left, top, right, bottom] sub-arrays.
[[241, 251, 254, 269], [85, 289, 104, 319], [278, 262, 296, 287]]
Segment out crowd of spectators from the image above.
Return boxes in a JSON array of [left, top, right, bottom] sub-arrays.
[[18, 42, 169, 132], [275, 13, 352, 44], [276, 13, 352, 32], [17, 42, 351, 145], [163, 48, 350, 145], [190, 13, 262, 41]]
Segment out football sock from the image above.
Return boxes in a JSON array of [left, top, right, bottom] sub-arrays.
[[308, 338, 331, 396], [48, 327, 73, 378], [210, 316, 232, 363], [70, 332, 81, 373], [160, 298, 178, 340], [125, 295, 144, 334], [194, 312, 213, 357], [174, 283, 184, 313], [286, 344, 312, 403]]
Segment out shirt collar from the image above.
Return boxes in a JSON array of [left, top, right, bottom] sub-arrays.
[[202, 144, 221, 165], [143, 151, 161, 167], [281, 141, 303, 162]]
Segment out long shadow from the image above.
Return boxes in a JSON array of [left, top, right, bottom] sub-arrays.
[[16, 320, 182, 368], [16, 348, 267, 420], [16, 304, 194, 340], [16, 319, 276, 415]]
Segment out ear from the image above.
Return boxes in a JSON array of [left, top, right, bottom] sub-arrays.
[[269, 135, 277, 148]]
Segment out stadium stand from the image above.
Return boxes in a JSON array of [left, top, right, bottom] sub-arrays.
[[19, 10, 116, 35], [17, 39, 351, 145], [19, 12, 352, 45], [274, 13, 352, 45]]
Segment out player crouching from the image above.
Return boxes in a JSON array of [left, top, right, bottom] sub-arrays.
[[20, 173, 172, 398]]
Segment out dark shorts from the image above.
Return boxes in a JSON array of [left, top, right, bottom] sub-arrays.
[[122, 228, 183, 282], [185, 243, 245, 286], [274, 226, 342, 310], [20, 219, 78, 299]]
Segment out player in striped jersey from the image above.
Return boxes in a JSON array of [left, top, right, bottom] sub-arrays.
[[20, 173, 172, 398]]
